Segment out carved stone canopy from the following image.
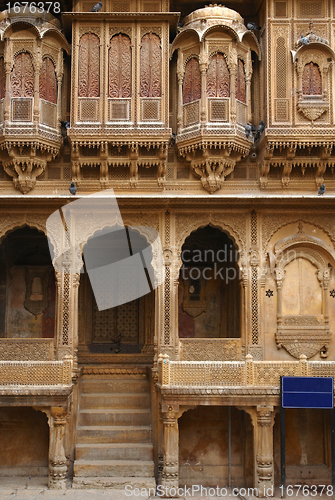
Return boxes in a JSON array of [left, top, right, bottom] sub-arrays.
[[272, 231, 333, 359]]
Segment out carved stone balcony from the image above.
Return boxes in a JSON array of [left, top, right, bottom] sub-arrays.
[[170, 4, 260, 193], [157, 353, 335, 395], [0, 10, 70, 193]]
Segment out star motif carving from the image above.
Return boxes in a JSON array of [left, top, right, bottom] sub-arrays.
[[330, 290, 335, 298], [266, 289, 274, 298]]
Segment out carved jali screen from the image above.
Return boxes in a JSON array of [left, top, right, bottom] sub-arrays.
[[109, 34, 131, 98], [10, 52, 34, 98], [0, 57, 5, 99], [39, 57, 57, 104], [93, 299, 140, 343], [78, 33, 100, 97], [302, 62, 322, 95], [183, 57, 201, 104], [206, 53, 230, 98], [140, 33, 161, 97], [235, 59, 246, 103]]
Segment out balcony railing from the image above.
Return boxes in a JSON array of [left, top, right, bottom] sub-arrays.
[[0, 357, 73, 386], [158, 354, 335, 388]]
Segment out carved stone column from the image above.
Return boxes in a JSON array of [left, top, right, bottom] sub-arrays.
[[199, 47, 207, 124], [160, 404, 179, 497], [57, 51, 64, 126], [55, 271, 80, 362], [176, 50, 184, 134], [3, 40, 11, 124], [49, 407, 68, 489], [255, 406, 275, 497], [229, 57, 237, 122], [34, 42, 42, 124]]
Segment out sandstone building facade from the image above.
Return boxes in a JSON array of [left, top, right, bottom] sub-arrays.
[[0, 0, 335, 495]]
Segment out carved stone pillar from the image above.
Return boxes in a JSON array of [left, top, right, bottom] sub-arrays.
[[57, 51, 64, 126], [34, 43, 42, 124], [3, 40, 11, 124], [199, 52, 207, 124], [255, 406, 275, 497], [274, 268, 285, 327], [49, 407, 68, 489], [160, 404, 179, 497], [55, 271, 80, 362], [229, 62, 237, 122], [177, 50, 184, 134]]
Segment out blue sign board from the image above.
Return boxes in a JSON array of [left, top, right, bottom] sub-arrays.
[[282, 376, 334, 409]]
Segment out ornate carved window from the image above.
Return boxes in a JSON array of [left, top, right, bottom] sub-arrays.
[[140, 32, 161, 97], [183, 57, 201, 104], [39, 57, 57, 104], [0, 57, 5, 99], [206, 53, 230, 98], [78, 32, 100, 97], [302, 62, 322, 95], [235, 59, 246, 103], [11, 52, 34, 98], [109, 34, 131, 98]]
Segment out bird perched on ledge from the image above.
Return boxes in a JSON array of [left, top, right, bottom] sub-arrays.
[[69, 182, 77, 196], [245, 123, 252, 138], [254, 120, 265, 141], [90, 1, 102, 11], [247, 22, 261, 31], [300, 34, 309, 45], [318, 183, 326, 195]]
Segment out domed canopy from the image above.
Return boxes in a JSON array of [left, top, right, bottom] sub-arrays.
[[183, 4, 243, 28]]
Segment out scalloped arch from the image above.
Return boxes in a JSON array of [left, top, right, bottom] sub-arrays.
[[292, 42, 335, 63], [176, 218, 244, 269], [0, 219, 47, 243], [265, 219, 335, 254], [2, 20, 40, 41]]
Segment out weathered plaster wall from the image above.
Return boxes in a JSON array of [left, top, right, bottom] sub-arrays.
[[179, 406, 253, 487], [274, 408, 331, 485], [6, 267, 55, 338], [0, 407, 49, 475]]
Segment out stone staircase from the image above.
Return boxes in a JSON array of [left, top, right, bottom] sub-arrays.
[[72, 371, 156, 489]]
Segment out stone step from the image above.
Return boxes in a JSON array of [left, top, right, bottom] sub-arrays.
[[80, 393, 150, 410], [76, 443, 153, 461], [78, 408, 151, 427], [73, 459, 155, 478], [80, 378, 149, 394], [72, 477, 156, 490], [76, 425, 152, 444]]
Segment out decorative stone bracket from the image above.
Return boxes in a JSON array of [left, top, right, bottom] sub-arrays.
[[1, 145, 55, 193], [188, 147, 242, 193]]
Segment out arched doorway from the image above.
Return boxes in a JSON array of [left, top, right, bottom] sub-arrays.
[[78, 225, 156, 359], [178, 225, 241, 339], [0, 226, 55, 339]]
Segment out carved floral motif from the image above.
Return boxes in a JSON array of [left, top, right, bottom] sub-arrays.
[[39, 57, 57, 104], [0, 57, 5, 99], [78, 33, 100, 97], [183, 57, 201, 104], [109, 34, 131, 98], [11, 52, 34, 97], [206, 53, 230, 98], [140, 33, 161, 98], [235, 59, 246, 103], [302, 62, 322, 95]]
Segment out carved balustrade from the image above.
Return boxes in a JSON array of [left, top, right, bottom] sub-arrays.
[[157, 353, 335, 389], [0, 357, 73, 387]]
